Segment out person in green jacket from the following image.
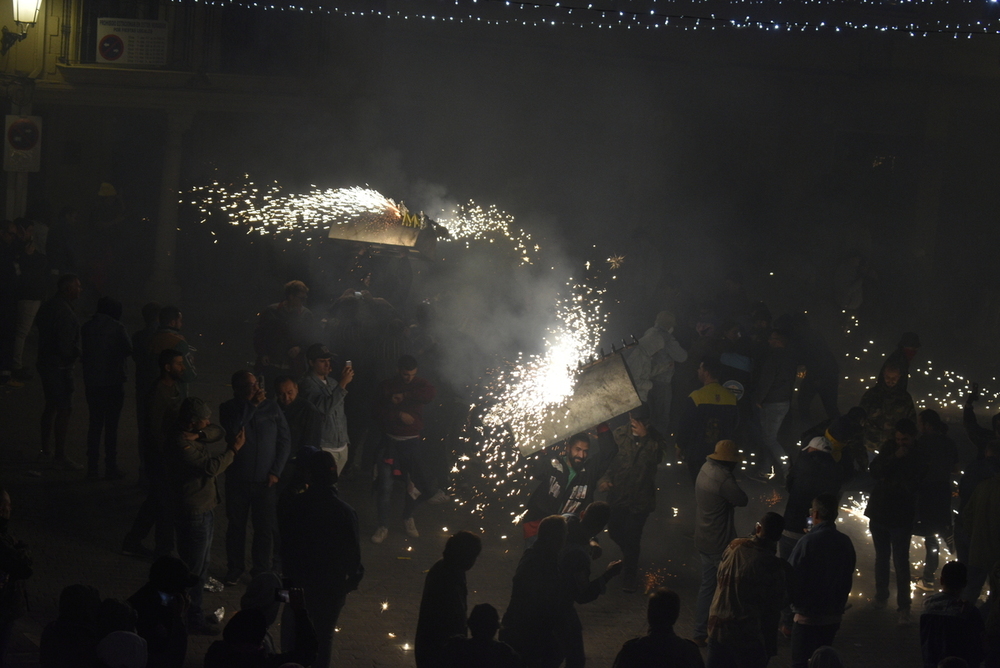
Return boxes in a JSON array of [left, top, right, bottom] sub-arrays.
[[167, 397, 244, 635]]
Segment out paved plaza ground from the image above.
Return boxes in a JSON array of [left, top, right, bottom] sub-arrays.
[[0, 360, 973, 667]]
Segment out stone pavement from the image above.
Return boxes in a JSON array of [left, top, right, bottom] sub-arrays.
[[0, 365, 958, 667]]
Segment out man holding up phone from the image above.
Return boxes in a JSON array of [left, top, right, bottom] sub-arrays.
[[168, 397, 244, 635]]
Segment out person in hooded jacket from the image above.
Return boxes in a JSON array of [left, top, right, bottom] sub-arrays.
[[859, 362, 915, 454]]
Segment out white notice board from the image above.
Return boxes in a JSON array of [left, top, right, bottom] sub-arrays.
[[96, 18, 168, 66]]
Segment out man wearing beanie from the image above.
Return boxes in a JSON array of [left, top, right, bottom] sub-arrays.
[[167, 397, 244, 635]]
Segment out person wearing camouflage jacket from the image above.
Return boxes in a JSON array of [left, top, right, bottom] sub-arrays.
[[859, 362, 915, 453]]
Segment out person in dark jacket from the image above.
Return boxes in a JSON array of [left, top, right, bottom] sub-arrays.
[[597, 406, 665, 592], [39, 584, 102, 668], [613, 588, 704, 668], [219, 370, 291, 585], [865, 418, 924, 622], [122, 349, 186, 560], [35, 273, 84, 470], [273, 374, 324, 564], [205, 589, 318, 668], [522, 428, 615, 546], [149, 306, 197, 386], [415, 530, 482, 667], [876, 332, 921, 393], [781, 437, 845, 563], [787, 494, 856, 668], [920, 561, 986, 668], [956, 440, 1000, 566], [677, 357, 739, 483], [275, 376, 323, 455], [279, 450, 363, 668], [442, 603, 523, 668], [500, 515, 568, 668], [81, 296, 132, 479], [252, 280, 321, 388], [799, 406, 867, 481], [11, 218, 49, 380], [790, 314, 840, 421], [131, 301, 162, 474], [751, 329, 798, 482], [372, 354, 437, 542], [964, 381, 1000, 460], [128, 556, 196, 668], [914, 410, 959, 592], [557, 504, 622, 667], [0, 487, 32, 667]]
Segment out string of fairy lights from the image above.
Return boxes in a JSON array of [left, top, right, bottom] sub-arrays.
[[167, 0, 1000, 36]]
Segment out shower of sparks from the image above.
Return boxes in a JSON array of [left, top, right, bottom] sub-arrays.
[[607, 254, 625, 270], [761, 488, 783, 508], [186, 178, 402, 238], [455, 275, 609, 521], [436, 201, 536, 265], [643, 567, 669, 594]]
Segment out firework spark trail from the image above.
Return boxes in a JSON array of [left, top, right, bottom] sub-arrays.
[[436, 201, 537, 265], [187, 180, 401, 238], [187, 178, 612, 517]]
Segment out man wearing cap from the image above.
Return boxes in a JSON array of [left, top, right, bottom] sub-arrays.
[[299, 343, 354, 476], [693, 439, 748, 647], [787, 494, 856, 668], [597, 405, 667, 592], [706, 512, 788, 668], [167, 397, 244, 635]]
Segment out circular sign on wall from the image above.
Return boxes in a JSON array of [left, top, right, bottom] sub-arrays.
[[6, 119, 39, 151], [98, 34, 125, 61]]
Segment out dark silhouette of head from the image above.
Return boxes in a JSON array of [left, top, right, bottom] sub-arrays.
[[467, 603, 500, 640], [580, 501, 611, 538], [939, 561, 968, 593], [647, 588, 681, 632], [442, 530, 482, 571], [536, 515, 568, 554], [305, 449, 338, 486]]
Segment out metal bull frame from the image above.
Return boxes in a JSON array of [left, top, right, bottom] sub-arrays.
[[518, 346, 642, 457]]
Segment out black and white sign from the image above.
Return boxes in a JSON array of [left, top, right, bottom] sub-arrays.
[[95, 18, 167, 66], [4, 115, 42, 172]]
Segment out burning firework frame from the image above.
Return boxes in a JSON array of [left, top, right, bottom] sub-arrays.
[[517, 350, 643, 457]]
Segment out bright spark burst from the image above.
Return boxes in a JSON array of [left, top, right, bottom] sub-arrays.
[[607, 254, 625, 270], [437, 201, 536, 265], [187, 178, 401, 238]]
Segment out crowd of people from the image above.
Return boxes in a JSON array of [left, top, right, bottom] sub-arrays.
[[2, 229, 1000, 668]]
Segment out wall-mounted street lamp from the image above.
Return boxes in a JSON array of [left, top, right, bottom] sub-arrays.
[[1, 0, 42, 56]]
